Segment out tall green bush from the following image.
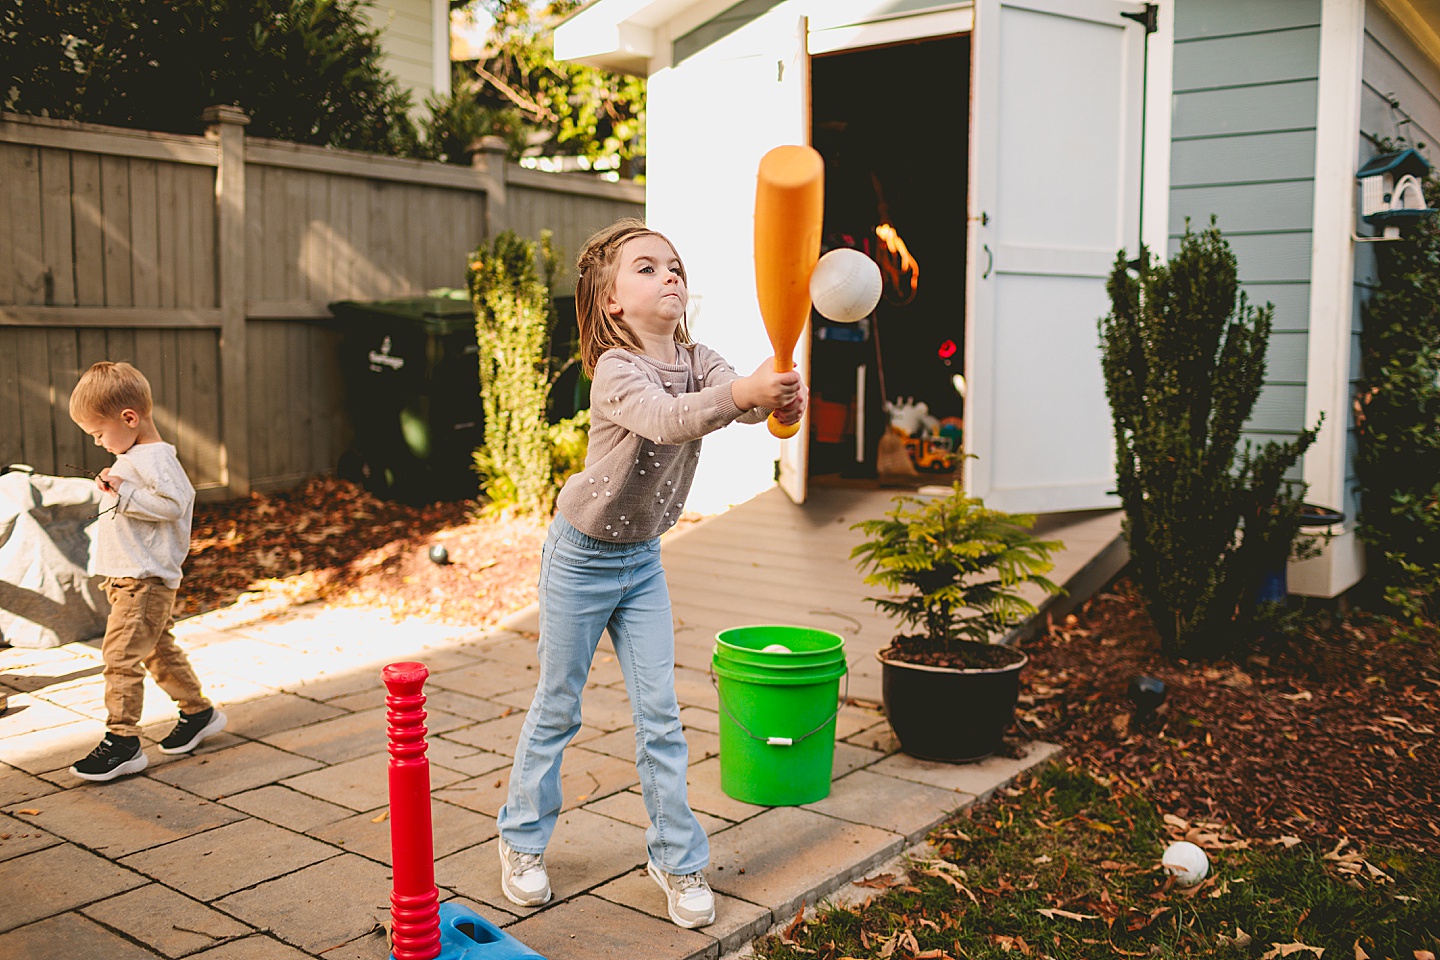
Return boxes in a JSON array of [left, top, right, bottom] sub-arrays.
[[1356, 166, 1440, 634], [1, 0, 419, 154], [468, 229, 583, 515], [1099, 223, 1319, 658]]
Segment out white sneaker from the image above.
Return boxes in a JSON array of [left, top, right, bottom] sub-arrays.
[[498, 839, 551, 906], [647, 861, 716, 929]]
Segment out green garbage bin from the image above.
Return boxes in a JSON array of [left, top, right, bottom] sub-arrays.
[[326, 297, 482, 505]]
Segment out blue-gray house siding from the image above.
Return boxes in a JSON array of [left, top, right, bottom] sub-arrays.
[[1168, 0, 1323, 472], [1351, 2, 1440, 523]]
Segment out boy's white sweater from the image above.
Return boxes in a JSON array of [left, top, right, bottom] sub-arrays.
[[91, 441, 195, 589]]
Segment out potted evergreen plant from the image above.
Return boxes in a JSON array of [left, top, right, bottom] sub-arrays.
[[850, 484, 1063, 762]]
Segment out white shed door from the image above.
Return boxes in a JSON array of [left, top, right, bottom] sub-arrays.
[[965, 0, 1146, 514]]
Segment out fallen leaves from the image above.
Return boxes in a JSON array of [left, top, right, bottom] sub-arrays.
[[1260, 942, 1325, 959]]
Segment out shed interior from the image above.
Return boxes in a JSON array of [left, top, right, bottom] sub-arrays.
[[807, 33, 972, 487]]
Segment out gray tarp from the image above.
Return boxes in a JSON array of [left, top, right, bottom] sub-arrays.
[[0, 466, 109, 649]]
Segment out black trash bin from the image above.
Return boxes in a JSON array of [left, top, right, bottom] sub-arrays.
[[326, 296, 481, 505]]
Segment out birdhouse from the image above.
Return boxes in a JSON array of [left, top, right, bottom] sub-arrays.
[[1356, 148, 1438, 238]]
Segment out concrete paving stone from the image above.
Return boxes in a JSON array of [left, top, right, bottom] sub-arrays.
[[0, 646, 99, 680], [582, 788, 732, 835], [706, 806, 903, 921], [0, 764, 60, 807], [672, 641, 716, 675], [832, 740, 886, 779], [593, 867, 772, 954], [506, 894, 717, 960], [0, 811, 61, 862], [427, 658, 542, 699], [842, 719, 899, 754], [312, 797, 497, 865], [683, 757, 768, 823], [453, 631, 539, 665], [434, 745, 637, 819], [261, 706, 467, 765], [439, 710, 601, 754], [435, 711, 526, 753], [281, 750, 465, 812], [581, 725, 721, 765], [316, 928, 392, 960], [283, 667, 402, 704], [434, 808, 647, 914], [215, 852, 393, 954], [220, 785, 354, 833], [424, 738, 513, 778], [679, 705, 721, 735], [149, 740, 325, 800], [672, 664, 717, 709], [7, 775, 244, 857], [586, 649, 626, 687], [169, 622, 239, 649], [833, 704, 886, 742], [803, 769, 975, 843], [119, 818, 341, 902], [0, 692, 98, 733], [186, 933, 315, 959], [420, 688, 514, 724], [212, 693, 348, 741], [82, 881, 255, 956], [0, 843, 148, 932], [491, 682, 635, 734], [869, 741, 1062, 800], [0, 912, 161, 960]]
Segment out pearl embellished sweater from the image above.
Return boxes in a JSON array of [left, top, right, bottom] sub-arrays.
[[555, 344, 767, 541]]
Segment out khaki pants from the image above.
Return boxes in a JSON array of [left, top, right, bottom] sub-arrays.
[[101, 577, 210, 738]]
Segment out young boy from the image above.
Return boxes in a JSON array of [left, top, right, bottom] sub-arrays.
[[68, 361, 226, 781]]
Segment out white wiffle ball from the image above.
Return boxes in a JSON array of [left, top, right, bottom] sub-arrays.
[[810, 248, 882, 323], [1161, 840, 1209, 886], [761, 643, 792, 654]]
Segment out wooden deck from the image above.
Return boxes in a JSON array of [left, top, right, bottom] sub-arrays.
[[508, 486, 1128, 704]]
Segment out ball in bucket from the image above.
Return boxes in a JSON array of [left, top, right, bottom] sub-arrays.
[[810, 248, 882, 323], [1161, 840, 1209, 886]]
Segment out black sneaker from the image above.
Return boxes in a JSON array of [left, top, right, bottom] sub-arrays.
[[71, 735, 148, 781], [158, 707, 228, 755]]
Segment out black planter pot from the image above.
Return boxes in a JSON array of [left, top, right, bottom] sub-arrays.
[[878, 647, 1028, 763]]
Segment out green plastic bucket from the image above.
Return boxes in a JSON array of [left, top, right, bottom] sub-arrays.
[[712, 625, 847, 806]]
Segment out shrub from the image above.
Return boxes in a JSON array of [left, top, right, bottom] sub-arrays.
[[1355, 165, 1440, 634], [1, 0, 419, 154], [1099, 222, 1319, 658], [468, 229, 585, 515]]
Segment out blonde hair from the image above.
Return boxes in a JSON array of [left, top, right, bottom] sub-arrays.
[[69, 361, 153, 422], [575, 218, 692, 376]]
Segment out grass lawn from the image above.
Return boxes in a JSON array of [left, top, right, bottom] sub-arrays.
[[752, 762, 1439, 959]]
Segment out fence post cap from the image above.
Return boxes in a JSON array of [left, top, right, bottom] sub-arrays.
[[201, 105, 251, 126]]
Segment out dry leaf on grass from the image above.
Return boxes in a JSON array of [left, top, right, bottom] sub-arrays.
[[1037, 908, 1099, 922], [1260, 943, 1325, 959]]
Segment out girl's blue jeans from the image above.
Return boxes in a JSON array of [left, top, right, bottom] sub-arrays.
[[496, 513, 710, 875]]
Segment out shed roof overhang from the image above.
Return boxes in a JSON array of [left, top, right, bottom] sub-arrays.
[[555, 0, 704, 75], [1373, 0, 1440, 68]]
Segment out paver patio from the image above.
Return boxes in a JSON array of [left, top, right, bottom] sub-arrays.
[[0, 487, 1121, 958]]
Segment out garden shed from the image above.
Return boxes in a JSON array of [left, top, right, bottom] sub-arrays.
[[556, 0, 1440, 598]]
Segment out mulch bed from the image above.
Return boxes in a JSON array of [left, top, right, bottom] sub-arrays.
[[178, 476, 546, 626], [1015, 578, 1440, 855]]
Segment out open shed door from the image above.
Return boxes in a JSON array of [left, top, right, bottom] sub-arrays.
[[966, 0, 1147, 514]]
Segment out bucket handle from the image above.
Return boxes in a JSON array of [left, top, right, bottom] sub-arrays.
[[709, 666, 849, 747]]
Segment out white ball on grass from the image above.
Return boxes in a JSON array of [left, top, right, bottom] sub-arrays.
[[1161, 840, 1209, 886], [810, 248, 882, 323]]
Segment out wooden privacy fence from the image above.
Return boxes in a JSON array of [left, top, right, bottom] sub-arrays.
[[0, 108, 643, 499]]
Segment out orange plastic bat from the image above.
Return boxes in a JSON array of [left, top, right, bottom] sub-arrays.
[[754, 144, 824, 439]]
